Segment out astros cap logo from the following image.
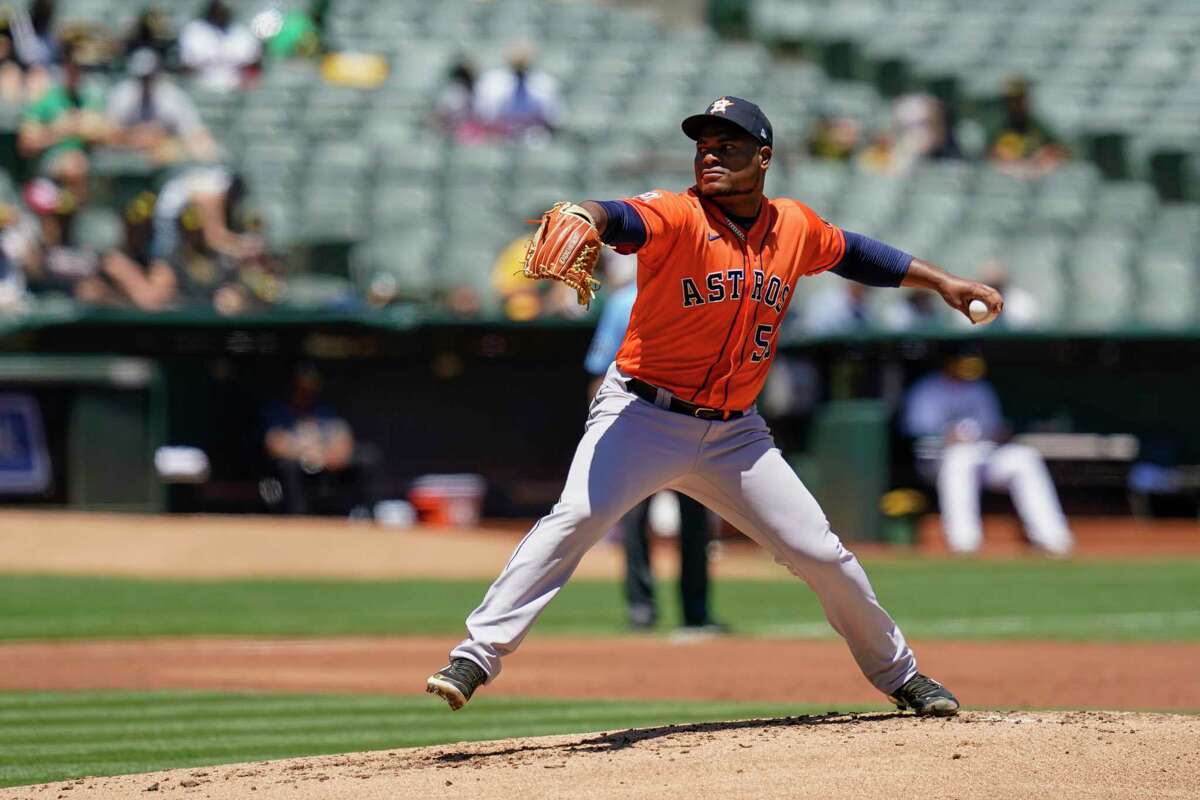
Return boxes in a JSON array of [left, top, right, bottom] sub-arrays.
[[708, 97, 734, 114]]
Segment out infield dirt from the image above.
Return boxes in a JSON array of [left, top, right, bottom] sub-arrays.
[[3, 711, 1197, 799]]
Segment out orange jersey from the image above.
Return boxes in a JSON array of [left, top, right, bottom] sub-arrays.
[[614, 187, 845, 411]]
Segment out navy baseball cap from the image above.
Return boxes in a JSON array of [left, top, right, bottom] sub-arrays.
[[682, 96, 773, 147]]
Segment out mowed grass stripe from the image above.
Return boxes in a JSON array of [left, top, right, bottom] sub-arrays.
[[0, 693, 634, 722], [4, 700, 762, 744], [1, 559, 1198, 642], [0, 691, 858, 788]]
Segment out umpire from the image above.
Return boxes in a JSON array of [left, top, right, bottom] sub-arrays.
[[584, 254, 724, 633]]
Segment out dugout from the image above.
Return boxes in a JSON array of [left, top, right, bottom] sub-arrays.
[[3, 309, 1199, 531]]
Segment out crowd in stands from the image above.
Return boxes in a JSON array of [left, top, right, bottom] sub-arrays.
[[0, 0, 1163, 333], [433, 41, 562, 146], [0, 0, 311, 317], [804, 77, 1066, 181]]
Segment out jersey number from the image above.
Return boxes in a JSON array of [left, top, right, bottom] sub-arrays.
[[750, 323, 774, 363]]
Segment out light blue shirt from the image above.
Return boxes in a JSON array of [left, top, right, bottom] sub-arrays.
[[902, 372, 1004, 440], [584, 283, 637, 376]]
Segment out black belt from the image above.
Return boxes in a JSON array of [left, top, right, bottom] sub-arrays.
[[626, 377, 745, 421]]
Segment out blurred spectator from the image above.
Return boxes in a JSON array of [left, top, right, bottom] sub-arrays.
[[857, 95, 963, 177], [15, 177, 108, 305], [489, 231, 537, 320], [106, 48, 218, 164], [257, 0, 325, 62], [582, 250, 637, 395], [801, 280, 872, 333], [988, 76, 1067, 178], [879, 289, 941, 331], [18, 39, 107, 203], [150, 165, 264, 313], [856, 130, 901, 176], [180, 0, 261, 92], [806, 114, 860, 161], [902, 352, 1073, 556], [488, 223, 585, 321], [0, 14, 28, 104], [892, 93, 961, 163], [123, 5, 177, 67], [100, 190, 177, 310], [474, 42, 562, 141], [433, 56, 488, 144], [10, 0, 56, 77], [0, 202, 29, 312], [261, 364, 366, 516]]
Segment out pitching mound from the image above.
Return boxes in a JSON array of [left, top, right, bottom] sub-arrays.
[[5, 711, 1196, 799]]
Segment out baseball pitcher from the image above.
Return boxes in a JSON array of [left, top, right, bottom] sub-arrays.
[[428, 97, 1004, 716]]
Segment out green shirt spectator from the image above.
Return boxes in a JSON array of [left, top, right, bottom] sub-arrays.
[[265, 10, 320, 60], [986, 76, 1068, 172], [21, 81, 105, 166], [17, 41, 109, 204]]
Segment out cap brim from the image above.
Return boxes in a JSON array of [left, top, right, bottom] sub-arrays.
[[681, 113, 758, 142]]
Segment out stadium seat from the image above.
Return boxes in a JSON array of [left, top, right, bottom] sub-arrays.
[[1068, 234, 1137, 328], [1136, 246, 1198, 327], [351, 234, 439, 300]]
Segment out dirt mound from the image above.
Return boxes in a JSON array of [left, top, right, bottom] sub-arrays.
[[5, 711, 1196, 799]]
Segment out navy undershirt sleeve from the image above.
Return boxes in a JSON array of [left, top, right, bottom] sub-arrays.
[[832, 230, 914, 287], [594, 200, 647, 248]]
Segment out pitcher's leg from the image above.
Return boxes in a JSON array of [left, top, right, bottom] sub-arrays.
[[985, 444, 1073, 555], [682, 428, 915, 694], [452, 399, 691, 680], [937, 443, 992, 553]]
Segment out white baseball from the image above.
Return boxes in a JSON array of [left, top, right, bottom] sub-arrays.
[[968, 299, 991, 324]]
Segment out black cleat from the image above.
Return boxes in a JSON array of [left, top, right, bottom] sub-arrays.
[[889, 673, 960, 717], [426, 658, 487, 711]]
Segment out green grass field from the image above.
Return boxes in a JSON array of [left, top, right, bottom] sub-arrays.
[[2, 557, 1197, 788], [0, 691, 859, 788], [1, 559, 1198, 641]]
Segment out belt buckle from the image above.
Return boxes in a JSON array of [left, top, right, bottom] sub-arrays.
[[692, 406, 716, 419]]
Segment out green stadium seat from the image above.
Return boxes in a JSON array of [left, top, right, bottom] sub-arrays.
[[440, 241, 505, 289], [1094, 182, 1159, 230], [351, 234, 439, 300], [370, 185, 438, 226], [444, 144, 512, 186], [1136, 247, 1198, 328], [934, 232, 1006, 280], [1068, 235, 1136, 328]]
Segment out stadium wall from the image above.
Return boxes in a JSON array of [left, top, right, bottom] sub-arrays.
[[3, 314, 1197, 518]]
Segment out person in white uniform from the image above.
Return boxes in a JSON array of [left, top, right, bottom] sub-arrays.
[[902, 353, 1073, 556]]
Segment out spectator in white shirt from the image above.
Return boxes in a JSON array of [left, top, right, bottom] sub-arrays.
[[473, 41, 562, 141], [801, 281, 873, 334], [179, 0, 261, 92], [106, 48, 218, 164]]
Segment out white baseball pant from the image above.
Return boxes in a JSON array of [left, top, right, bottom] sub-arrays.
[[450, 365, 918, 696], [937, 441, 1073, 555]]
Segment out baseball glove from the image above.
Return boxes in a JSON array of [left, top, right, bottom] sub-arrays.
[[522, 202, 602, 306]]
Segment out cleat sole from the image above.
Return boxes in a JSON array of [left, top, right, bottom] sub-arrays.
[[426, 677, 468, 711]]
